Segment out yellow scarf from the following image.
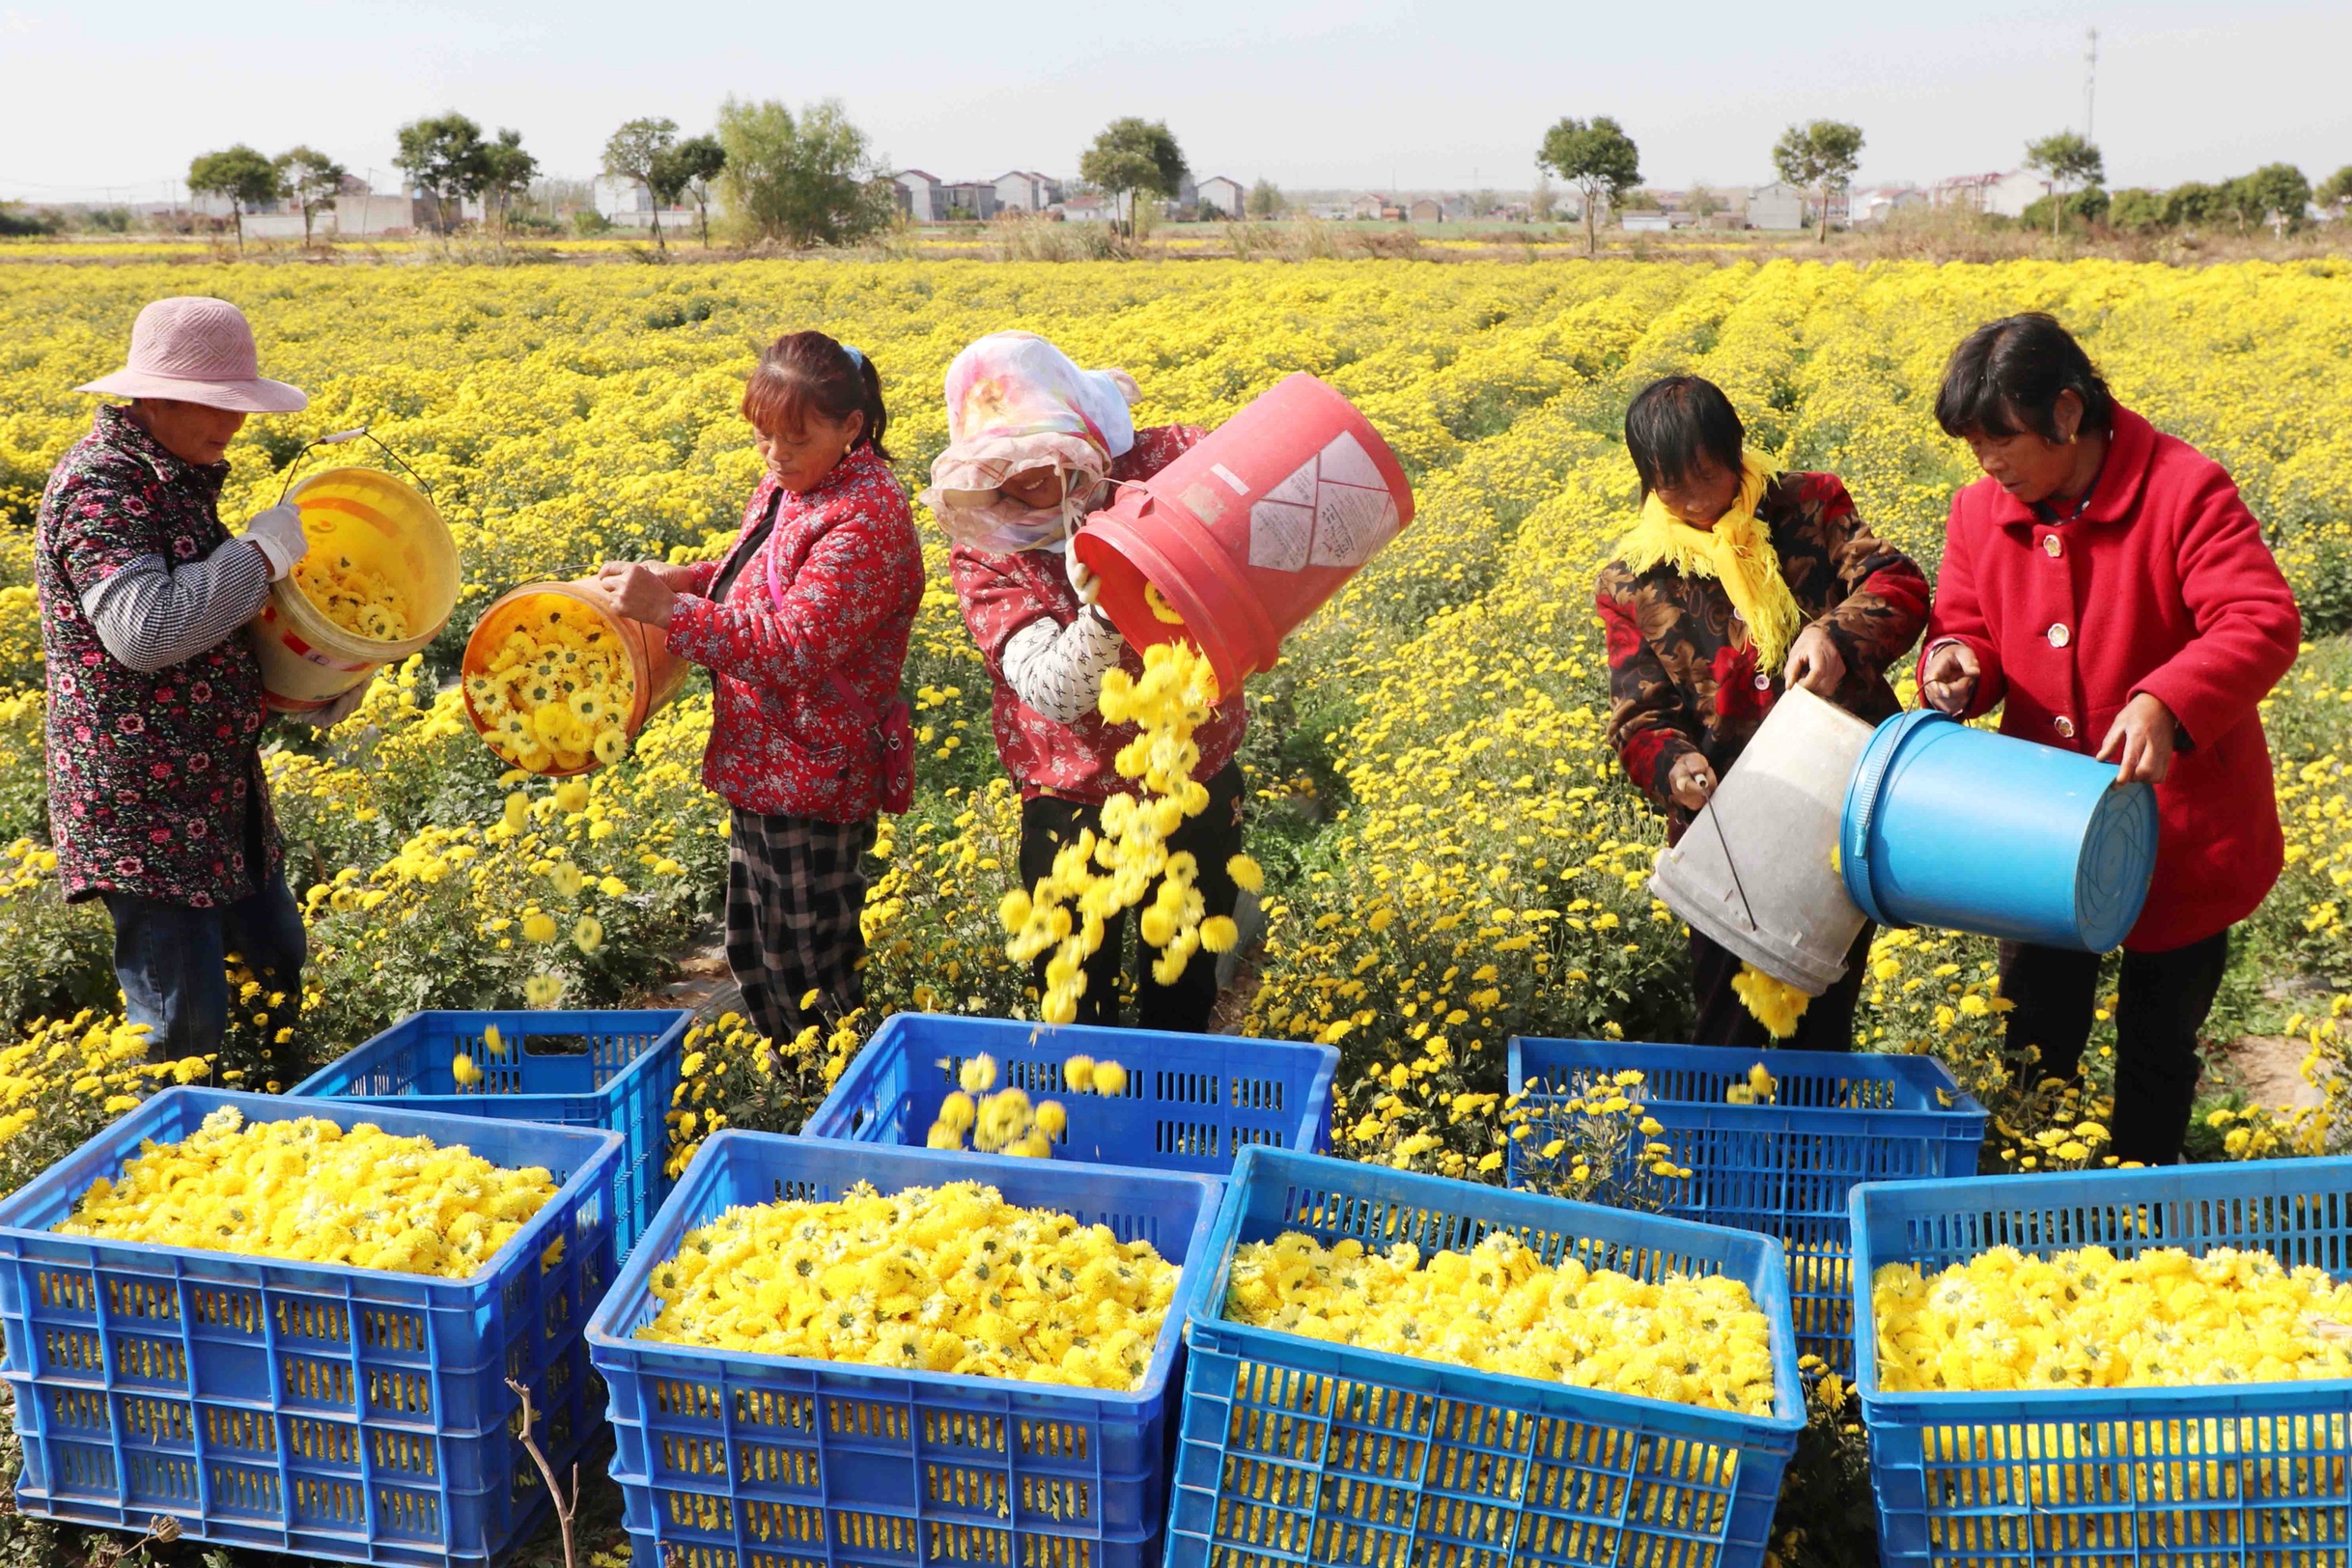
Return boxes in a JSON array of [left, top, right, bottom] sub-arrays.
[[1613, 452, 1801, 669]]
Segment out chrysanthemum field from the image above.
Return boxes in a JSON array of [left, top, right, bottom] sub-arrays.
[[0, 256, 2348, 1562]]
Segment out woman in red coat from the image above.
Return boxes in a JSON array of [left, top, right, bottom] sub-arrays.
[[601, 332, 923, 1043], [1918, 313, 2300, 1164]]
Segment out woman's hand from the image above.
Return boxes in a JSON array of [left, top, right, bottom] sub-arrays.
[[596, 561, 682, 629], [1781, 625, 1846, 697], [1667, 751, 1720, 812], [2097, 691, 2179, 784], [1919, 639, 1981, 715]]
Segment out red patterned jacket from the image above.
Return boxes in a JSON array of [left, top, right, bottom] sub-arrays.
[[952, 427, 1247, 803], [666, 444, 924, 822]]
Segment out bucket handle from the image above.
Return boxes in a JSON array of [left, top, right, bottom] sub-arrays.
[[274, 426, 436, 505], [1840, 709, 1950, 929]]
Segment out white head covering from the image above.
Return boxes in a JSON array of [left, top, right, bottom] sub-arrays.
[[920, 331, 1140, 552]]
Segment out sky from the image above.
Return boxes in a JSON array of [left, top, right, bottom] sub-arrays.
[[2, 1, 2346, 204]]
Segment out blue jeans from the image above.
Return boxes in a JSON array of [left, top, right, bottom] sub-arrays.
[[101, 874, 307, 1062]]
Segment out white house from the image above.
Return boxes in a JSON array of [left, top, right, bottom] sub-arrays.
[[1059, 193, 1114, 223], [1933, 170, 2049, 218], [1746, 182, 1807, 231], [1852, 185, 1928, 226], [894, 170, 946, 223], [939, 181, 998, 220], [993, 171, 1062, 212], [1196, 176, 1246, 218], [1618, 210, 1672, 232]]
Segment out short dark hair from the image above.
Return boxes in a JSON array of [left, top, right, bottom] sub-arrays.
[[742, 330, 893, 462], [1933, 312, 2114, 443], [1624, 376, 1745, 497]]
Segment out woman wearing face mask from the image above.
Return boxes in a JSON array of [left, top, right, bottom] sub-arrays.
[[929, 331, 1246, 1033], [1596, 374, 1930, 1050], [599, 331, 922, 1044], [1919, 313, 2299, 1165]]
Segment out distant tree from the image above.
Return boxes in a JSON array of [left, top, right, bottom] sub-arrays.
[[1772, 119, 1865, 243], [715, 97, 894, 247], [2162, 181, 2226, 228], [478, 129, 538, 232], [1688, 183, 1724, 218], [1529, 172, 1557, 222], [394, 113, 492, 234], [1078, 118, 1188, 238], [2233, 162, 2311, 237], [2024, 130, 2104, 238], [1617, 187, 1662, 210], [667, 134, 728, 248], [603, 117, 680, 250], [2022, 185, 2110, 235], [2318, 166, 2352, 223], [2106, 187, 2165, 233], [1246, 178, 1282, 219], [186, 145, 283, 250], [1536, 116, 1640, 256], [271, 146, 345, 247]]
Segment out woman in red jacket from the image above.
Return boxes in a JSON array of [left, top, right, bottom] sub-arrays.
[[1919, 313, 2300, 1164], [601, 332, 924, 1042], [927, 331, 1246, 1032]]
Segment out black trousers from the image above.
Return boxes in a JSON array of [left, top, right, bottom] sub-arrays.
[[1018, 762, 1245, 1033], [2001, 929, 2230, 1166], [1689, 924, 1875, 1052]]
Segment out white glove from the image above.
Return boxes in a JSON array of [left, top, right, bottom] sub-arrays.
[[303, 683, 370, 732], [241, 503, 309, 581], [1066, 550, 1102, 608]]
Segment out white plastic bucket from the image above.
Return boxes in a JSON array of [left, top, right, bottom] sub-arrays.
[[1649, 686, 1875, 995]]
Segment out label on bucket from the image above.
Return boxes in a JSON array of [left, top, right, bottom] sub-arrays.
[[1248, 433, 1400, 574]]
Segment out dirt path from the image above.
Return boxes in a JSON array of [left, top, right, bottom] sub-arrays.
[[2213, 1034, 2326, 1110]]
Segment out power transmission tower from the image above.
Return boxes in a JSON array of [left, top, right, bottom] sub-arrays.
[[2084, 27, 2099, 143]]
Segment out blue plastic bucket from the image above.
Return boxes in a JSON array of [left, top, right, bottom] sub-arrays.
[[1839, 710, 2158, 952]]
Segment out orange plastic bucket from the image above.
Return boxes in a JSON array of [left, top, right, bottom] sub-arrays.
[[460, 580, 690, 777], [1072, 373, 1414, 693]]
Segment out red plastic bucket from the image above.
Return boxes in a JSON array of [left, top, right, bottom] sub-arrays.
[[1073, 374, 1414, 693]]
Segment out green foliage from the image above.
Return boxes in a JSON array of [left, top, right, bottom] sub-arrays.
[[2021, 185, 2111, 235], [477, 128, 538, 230], [394, 113, 494, 234], [603, 116, 679, 250], [186, 144, 284, 249], [1078, 118, 1190, 236], [715, 98, 895, 247], [2106, 186, 2165, 232], [0, 204, 59, 238], [2234, 162, 2313, 235], [274, 146, 346, 245], [2025, 130, 2104, 237], [1535, 116, 1640, 255], [1246, 179, 1283, 219], [2319, 165, 2352, 219], [667, 133, 729, 247], [1772, 119, 1865, 241]]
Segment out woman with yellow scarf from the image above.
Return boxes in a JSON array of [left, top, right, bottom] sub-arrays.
[[1595, 375, 1929, 1050]]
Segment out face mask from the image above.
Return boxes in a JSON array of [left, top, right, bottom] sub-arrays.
[[932, 462, 1108, 554]]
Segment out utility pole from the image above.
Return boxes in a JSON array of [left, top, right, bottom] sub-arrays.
[[2084, 26, 2099, 143]]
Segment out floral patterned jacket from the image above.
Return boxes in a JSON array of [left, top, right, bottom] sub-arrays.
[[667, 444, 925, 822], [952, 427, 1247, 803], [1595, 470, 1930, 843], [35, 406, 279, 907]]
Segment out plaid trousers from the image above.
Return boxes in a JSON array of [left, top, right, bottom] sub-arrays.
[[725, 809, 876, 1045]]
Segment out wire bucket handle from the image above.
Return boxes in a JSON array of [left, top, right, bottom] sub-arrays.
[[274, 426, 435, 505]]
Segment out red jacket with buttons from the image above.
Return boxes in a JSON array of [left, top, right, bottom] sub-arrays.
[[1919, 405, 2301, 952], [665, 444, 924, 823]]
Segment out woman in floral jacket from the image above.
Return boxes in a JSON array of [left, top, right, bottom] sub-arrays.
[[1596, 375, 1929, 1050], [929, 332, 1246, 1032], [602, 333, 922, 1042]]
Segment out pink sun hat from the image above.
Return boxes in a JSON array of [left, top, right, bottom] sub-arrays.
[[74, 296, 308, 413]]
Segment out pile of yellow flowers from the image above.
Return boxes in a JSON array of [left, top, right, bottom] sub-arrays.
[[1873, 1244, 2352, 1393], [1724, 1061, 1779, 1106], [635, 1179, 1180, 1389], [293, 540, 412, 643], [466, 594, 636, 774], [922, 1050, 1130, 1156], [1732, 966, 1812, 1040], [1224, 1229, 1777, 1415], [1000, 642, 1244, 1023], [56, 1105, 561, 1278]]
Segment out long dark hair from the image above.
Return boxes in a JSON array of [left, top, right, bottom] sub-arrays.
[[1934, 313, 2114, 442], [1624, 375, 1746, 498], [741, 331, 892, 461]]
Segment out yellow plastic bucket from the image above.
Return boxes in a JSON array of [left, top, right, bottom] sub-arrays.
[[251, 466, 461, 714], [460, 581, 690, 777]]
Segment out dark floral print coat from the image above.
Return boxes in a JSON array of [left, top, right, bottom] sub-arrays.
[[1595, 471, 1930, 843], [36, 406, 279, 907]]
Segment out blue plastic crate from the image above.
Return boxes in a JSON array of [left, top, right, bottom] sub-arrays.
[[1508, 1038, 1985, 1374], [291, 1007, 689, 1259], [587, 1130, 1222, 1568], [1855, 1159, 2352, 1568], [0, 1087, 622, 1566], [804, 1015, 1337, 1180], [1169, 1147, 1806, 1568]]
